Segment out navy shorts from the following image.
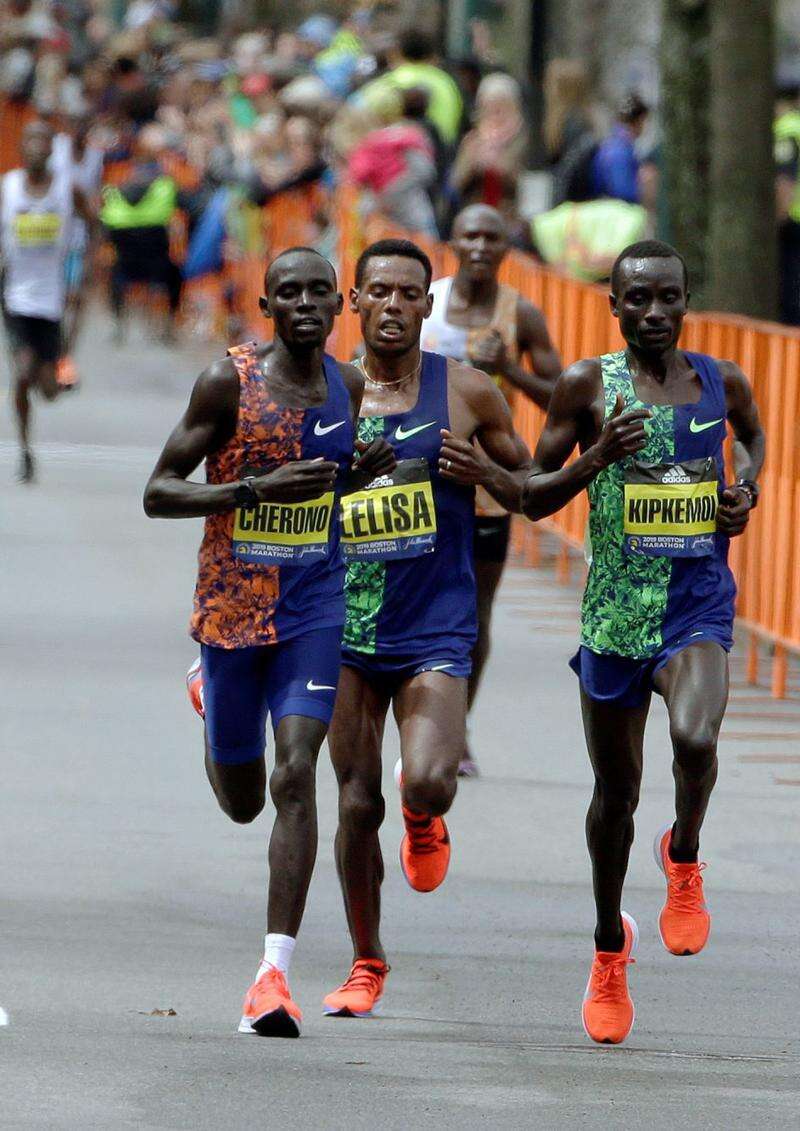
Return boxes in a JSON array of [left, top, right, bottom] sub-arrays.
[[473, 514, 511, 564], [342, 644, 472, 696], [201, 626, 342, 765], [3, 311, 61, 363], [570, 626, 733, 708]]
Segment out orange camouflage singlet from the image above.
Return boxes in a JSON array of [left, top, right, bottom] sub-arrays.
[[190, 343, 354, 649]]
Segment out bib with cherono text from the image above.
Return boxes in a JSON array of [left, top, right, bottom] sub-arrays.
[[233, 492, 335, 566], [340, 458, 437, 561], [623, 457, 718, 558]]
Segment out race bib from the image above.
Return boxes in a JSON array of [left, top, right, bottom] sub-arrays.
[[14, 211, 62, 247], [340, 458, 437, 561], [623, 458, 718, 558], [233, 492, 335, 566]]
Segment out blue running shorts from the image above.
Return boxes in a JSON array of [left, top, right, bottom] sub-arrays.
[[342, 644, 471, 695], [569, 626, 733, 708], [201, 626, 342, 764]]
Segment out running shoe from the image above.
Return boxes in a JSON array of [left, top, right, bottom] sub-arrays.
[[238, 966, 302, 1037], [457, 751, 480, 778], [400, 807, 451, 892], [393, 758, 452, 892], [56, 356, 79, 390], [186, 657, 205, 719], [582, 911, 638, 1045], [654, 824, 710, 955], [322, 959, 389, 1017]]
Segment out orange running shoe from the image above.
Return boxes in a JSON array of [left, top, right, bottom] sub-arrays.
[[56, 356, 79, 390], [239, 966, 302, 1037], [186, 657, 205, 719], [582, 911, 638, 1045], [654, 824, 710, 956], [322, 959, 389, 1017], [400, 807, 451, 892]]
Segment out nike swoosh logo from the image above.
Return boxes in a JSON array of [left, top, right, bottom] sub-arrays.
[[394, 421, 436, 441], [689, 416, 723, 434], [314, 420, 346, 436], [306, 680, 336, 691], [429, 663, 454, 671]]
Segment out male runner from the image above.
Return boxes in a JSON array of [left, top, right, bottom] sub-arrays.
[[421, 204, 561, 775], [322, 238, 530, 1019], [50, 115, 103, 388], [452, 240, 764, 1044], [144, 247, 393, 1037], [1, 120, 92, 482]]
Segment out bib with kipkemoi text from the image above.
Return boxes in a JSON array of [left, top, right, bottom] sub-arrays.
[[14, 211, 62, 247], [340, 458, 437, 561], [623, 457, 718, 558], [233, 491, 335, 566]]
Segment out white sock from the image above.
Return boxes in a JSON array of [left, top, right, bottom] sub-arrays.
[[257, 933, 296, 978]]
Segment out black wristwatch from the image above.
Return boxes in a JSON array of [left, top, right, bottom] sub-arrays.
[[234, 476, 259, 507], [735, 479, 760, 509]]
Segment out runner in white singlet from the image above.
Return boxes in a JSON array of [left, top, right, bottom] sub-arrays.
[[1, 119, 93, 482], [420, 204, 561, 775]]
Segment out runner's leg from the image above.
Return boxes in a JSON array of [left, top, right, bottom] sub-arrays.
[[394, 671, 466, 815], [653, 641, 728, 862], [581, 689, 649, 952], [468, 557, 505, 713], [266, 714, 328, 936], [328, 665, 391, 963], [11, 344, 36, 454]]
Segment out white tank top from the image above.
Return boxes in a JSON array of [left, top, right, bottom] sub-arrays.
[[1, 168, 72, 320], [420, 277, 470, 361]]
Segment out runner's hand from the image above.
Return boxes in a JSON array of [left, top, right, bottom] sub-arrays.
[[717, 486, 752, 536], [592, 394, 651, 467], [352, 437, 396, 476], [438, 429, 487, 485], [251, 459, 339, 503], [469, 330, 507, 375]]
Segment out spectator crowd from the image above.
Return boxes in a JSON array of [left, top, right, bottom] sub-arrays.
[[16, 1, 799, 323]]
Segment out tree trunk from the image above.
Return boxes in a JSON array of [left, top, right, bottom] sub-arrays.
[[660, 0, 710, 303], [706, 0, 776, 318]]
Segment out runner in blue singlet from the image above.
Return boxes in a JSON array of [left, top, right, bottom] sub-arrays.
[[322, 238, 531, 1020]]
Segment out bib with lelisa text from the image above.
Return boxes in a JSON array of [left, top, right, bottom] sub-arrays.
[[623, 457, 718, 558], [233, 492, 335, 566], [340, 458, 436, 561]]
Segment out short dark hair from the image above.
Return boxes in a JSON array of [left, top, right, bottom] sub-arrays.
[[354, 238, 433, 290], [399, 28, 434, 62], [611, 240, 688, 295], [264, 246, 336, 292]]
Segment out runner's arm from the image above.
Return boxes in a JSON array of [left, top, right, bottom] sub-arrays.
[[521, 360, 650, 521], [439, 363, 531, 511], [143, 359, 247, 518], [144, 361, 341, 517], [508, 298, 562, 409], [717, 361, 766, 536]]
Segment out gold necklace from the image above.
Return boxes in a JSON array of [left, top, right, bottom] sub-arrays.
[[360, 354, 422, 388]]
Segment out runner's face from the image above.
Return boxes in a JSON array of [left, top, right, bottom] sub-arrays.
[[611, 258, 688, 352], [21, 125, 53, 174], [451, 213, 508, 281], [261, 255, 342, 348], [351, 256, 433, 356]]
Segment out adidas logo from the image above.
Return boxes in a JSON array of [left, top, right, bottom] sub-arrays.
[[661, 466, 691, 484], [365, 474, 393, 489]]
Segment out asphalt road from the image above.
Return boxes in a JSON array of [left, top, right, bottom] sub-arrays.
[[2, 311, 799, 1129]]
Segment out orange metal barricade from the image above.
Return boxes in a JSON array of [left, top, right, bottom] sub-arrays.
[[321, 192, 800, 697], [0, 97, 35, 173]]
